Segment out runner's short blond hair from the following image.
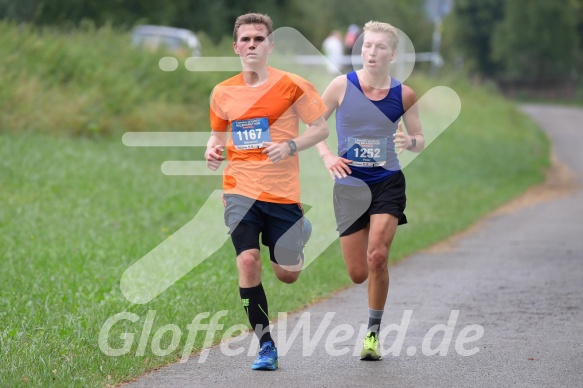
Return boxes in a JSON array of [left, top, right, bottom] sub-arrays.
[[363, 21, 399, 50]]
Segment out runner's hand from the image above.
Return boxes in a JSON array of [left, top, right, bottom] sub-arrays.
[[205, 145, 225, 171], [393, 121, 410, 155], [262, 142, 289, 163], [322, 154, 352, 180]]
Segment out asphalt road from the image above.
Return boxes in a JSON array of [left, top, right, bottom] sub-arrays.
[[125, 104, 583, 387]]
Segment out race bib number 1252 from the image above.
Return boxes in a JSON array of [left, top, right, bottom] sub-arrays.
[[347, 137, 387, 167]]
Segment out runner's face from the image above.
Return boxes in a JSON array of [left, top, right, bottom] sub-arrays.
[[361, 31, 396, 73], [233, 24, 273, 66]]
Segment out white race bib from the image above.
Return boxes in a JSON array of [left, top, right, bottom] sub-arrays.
[[346, 137, 387, 167]]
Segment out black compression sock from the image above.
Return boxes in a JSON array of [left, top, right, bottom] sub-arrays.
[[240, 284, 273, 345]]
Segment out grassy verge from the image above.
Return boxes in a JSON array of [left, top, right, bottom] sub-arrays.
[[0, 21, 232, 137], [0, 22, 550, 388]]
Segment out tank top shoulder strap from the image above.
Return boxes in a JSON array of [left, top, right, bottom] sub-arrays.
[[387, 77, 402, 102], [390, 76, 401, 88], [346, 71, 363, 92]]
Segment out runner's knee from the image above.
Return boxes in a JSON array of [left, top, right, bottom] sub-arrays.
[[348, 268, 368, 284], [275, 270, 300, 284], [367, 247, 388, 272], [237, 250, 261, 275]]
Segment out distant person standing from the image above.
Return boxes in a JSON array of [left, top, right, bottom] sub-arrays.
[[322, 30, 344, 74], [345, 24, 362, 56]]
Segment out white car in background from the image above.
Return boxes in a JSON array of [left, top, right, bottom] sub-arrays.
[[132, 25, 201, 57]]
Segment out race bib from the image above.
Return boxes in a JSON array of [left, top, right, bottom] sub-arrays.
[[347, 137, 387, 167], [232, 118, 271, 150]]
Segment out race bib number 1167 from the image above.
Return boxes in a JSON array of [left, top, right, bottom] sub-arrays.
[[232, 118, 271, 150]]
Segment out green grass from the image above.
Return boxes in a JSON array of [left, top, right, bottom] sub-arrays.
[[0, 21, 233, 137], [514, 95, 583, 106], [0, 22, 550, 388]]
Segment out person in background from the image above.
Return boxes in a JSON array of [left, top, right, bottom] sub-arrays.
[[345, 23, 362, 56], [322, 30, 345, 74]]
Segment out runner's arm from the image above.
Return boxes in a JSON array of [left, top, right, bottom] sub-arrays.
[[294, 115, 329, 152], [398, 85, 425, 153], [315, 76, 352, 179], [315, 75, 345, 158], [205, 130, 227, 170]]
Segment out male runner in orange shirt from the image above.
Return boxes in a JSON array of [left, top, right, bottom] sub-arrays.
[[205, 13, 328, 370]]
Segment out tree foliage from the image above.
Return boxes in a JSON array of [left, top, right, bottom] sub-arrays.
[[0, 0, 433, 48], [491, 0, 578, 81], [0, 0, 292, 41], [450, 0, 580, 82], [4, 0, 579, 84], [287, 0, 433, 50], [449, 0, 504, 77]]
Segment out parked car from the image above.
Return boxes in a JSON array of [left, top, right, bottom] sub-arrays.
[[132, 25, 201, 57]]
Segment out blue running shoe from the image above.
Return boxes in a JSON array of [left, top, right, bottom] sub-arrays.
[[251, 341, 278, 371]]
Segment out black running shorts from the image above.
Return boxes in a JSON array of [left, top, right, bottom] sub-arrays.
[[223, 194, 305, 266], [333, 171, 407, 237]]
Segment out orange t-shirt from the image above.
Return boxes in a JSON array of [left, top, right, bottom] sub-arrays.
[[210, 67, 326, 204]]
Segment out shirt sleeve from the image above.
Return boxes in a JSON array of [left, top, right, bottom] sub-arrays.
[[209, 86, 229, 131], [290, 77, 327, 124]]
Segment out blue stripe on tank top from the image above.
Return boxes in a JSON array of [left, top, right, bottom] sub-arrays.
[[335, 71, 405, 186]]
